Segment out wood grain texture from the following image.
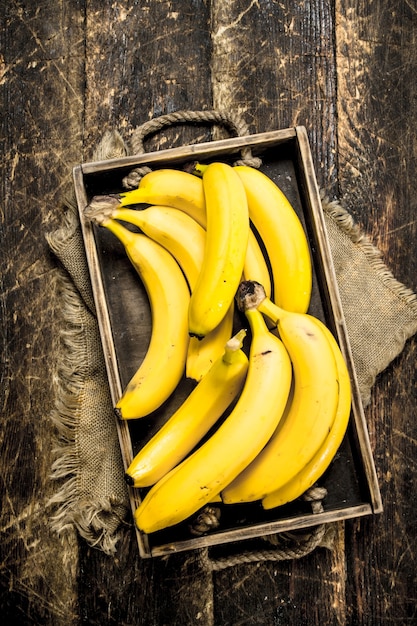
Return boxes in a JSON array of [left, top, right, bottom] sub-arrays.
[[335, 0, 417, 291], [1, 0, 416, 624], [345, 343, 417, 626], [213, 526, 347, 626], [211, 0, 339, 191], [77, 2, 216, 624], [336, 2, 417, 624], [0, 1, 85, 624], [84, 0, 213, 157]]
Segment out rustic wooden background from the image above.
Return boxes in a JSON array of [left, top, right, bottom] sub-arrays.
[[1, 1, 416, 624]]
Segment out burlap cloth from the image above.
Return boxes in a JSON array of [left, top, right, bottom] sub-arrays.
[[46, 114, 417, 561]]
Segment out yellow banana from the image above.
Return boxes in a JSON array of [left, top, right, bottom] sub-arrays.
[[119, 168, 207, 227], [134, 307, 292, 534], [221, 281, 340, 504], [109, 204, 206, 290], [84, 213, 190, 419], [125, 329, 248, 487], [188, 162, 250, 338], [234, 165, 312, 313], [186, 304, 235, 381], [262, 317, 351, 509]]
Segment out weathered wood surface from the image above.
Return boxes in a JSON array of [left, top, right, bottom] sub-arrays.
[[1, 1, 416, 624]]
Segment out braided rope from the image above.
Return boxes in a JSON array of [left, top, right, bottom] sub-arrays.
[[195, 487, 328, 571], [205, 526, 326, 572], [122, 109, 262, 189]]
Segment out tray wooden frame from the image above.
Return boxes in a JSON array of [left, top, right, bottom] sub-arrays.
[[73, 126, 382, 558]]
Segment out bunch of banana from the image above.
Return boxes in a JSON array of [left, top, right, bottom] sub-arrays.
[[261, 316, 352, 509], [221, 280, 351, 507], [116, 168, 274, 300], [83, 162, 352, 535], [90, 167, 272, 382], [87, 199, 234, 381], [108, 164, 312, 317], [134, 306, 293, 534]]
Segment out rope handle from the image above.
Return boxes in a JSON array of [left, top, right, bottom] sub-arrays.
[[190, 487, 330, 571], [122, 109, 262, 189]]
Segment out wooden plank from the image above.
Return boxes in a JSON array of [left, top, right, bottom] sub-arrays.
[[210, 0, 339, 193], [83, 0, 214, 157], [0, 1, 85, 624], [76, 1, 217, 624], [336, 1, 417, 624], [80, 127, 298, 174], [208, 1, 347, 623], [336, 0, 417, 293], [77, 532, 216, 626], [213, 523, 347, 626]]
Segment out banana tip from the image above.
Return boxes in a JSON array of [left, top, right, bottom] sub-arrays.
[[124, 473, 135, 486], [189, 331, 205, 340]]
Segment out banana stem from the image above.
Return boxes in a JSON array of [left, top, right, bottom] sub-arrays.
[[84, 194, 121, 223], [192, 162, 209, 177], [236, 280, 287, 325], [257, 297, 285, 325], [119, 188, 147, 206], [222, 328, 247, 364], [113, 207, 138, 220], [244, 307, 271, 339]]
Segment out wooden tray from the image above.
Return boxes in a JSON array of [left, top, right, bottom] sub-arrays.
[[73, 126, 382, 558]]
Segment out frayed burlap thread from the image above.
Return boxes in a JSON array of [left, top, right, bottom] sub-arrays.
[[46, 117, 417, 561], [321, 191, 417, 407], [47, 131, 130, 555]]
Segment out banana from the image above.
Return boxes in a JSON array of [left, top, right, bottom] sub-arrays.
[[119, 168, 207, 227], [125, 329, 249, 487], [262, 317, 351, 509], [221, 281, 340, 504], [188, 162, 250, 338], [84, 211, 190, 419], [108, 204, 206, 290], [134, 307, 293, 534], [233, 165, 312, 313], [186, 304, 235, 382]]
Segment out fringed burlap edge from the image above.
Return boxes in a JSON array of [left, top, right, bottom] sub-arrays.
[[321, 190, 417, 406], [46, 179, 130, 556], [322, 191, 417, 311]]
